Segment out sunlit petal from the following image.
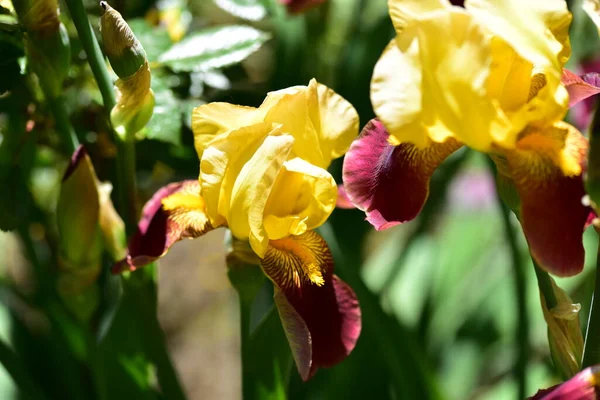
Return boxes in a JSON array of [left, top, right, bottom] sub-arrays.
[[342, 119, 461, 230], [112, 180, 212, 273], [262, 231, 361, 380]]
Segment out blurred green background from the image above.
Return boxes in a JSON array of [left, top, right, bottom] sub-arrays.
[[1, 0, 600, 398]]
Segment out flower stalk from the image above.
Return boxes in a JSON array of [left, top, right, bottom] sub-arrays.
[[225, 232, 266, 399], [582, 234, 600, 368], [488, 159, 529, 400], [63, 2, 184, 398]]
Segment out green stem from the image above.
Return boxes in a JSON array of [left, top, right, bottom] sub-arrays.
[[124, 277, 187, 400], [64, 0, 137, 231], [493, 177, 528, 400], [47, 95, 79, 154], [583, 234, 600, 368], [239, 296, 252, 400], [63, 0, 116, 110], [66, 3, 184, 398], [533, 262, 557, 310], [117, 138, 139, 235]]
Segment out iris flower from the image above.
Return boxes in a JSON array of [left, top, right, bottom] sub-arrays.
[[113, 79, 361, 380], [529, 365, 600, 399], [343, 0, 593, 277]]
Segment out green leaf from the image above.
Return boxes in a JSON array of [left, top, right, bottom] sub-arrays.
[[0, 164, 31, 232], [0, 28, 24, 94], [158, 25, 270, 72], [127, 19, 173, 63], [141, 74, 182, 146], [246, 306, 292, 400], [212, 0, 268, 21]]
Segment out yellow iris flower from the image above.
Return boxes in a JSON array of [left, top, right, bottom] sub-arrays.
[[343, 0, 592, 277], [113, 79, 361, 381]]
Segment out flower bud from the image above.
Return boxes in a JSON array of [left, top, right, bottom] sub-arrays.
[[100, 2, 154, 137], [540, 277, 583, 379], [99, 2, 146, 79], [57, 146, 125, 321], [14, 0, 70, 98]]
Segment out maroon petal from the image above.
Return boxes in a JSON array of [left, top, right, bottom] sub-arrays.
[[562, 68, 600, 107], [529, 365, 600, 400], [342, 119, 461, 230], [112, 180, 212, 273], [262, 231, 361, 380], [506, 123, 593, 277]]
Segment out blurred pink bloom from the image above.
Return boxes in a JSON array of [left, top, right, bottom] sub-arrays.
[[279, 0, 325, 14], [448, 170, 496, 211]]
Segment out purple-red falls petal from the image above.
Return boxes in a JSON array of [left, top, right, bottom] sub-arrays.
[[262, 231, 361, 380], [342, 119, 461, 230], [528, 365, 600, 400], [506, 123, 593, 277], [562, 68, 600, 107], [112, 180, 212, 273]]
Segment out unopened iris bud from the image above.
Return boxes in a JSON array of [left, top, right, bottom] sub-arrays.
[[14, 0, 70, 98], [57, 146, 125, 321], [541, 277, 583, 379], [100, 2, 154, 138]]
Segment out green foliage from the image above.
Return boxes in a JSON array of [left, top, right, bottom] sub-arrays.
[[158, 25, 271, 72]]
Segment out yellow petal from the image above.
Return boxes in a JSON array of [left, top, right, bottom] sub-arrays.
[[263, 88, 327, 168], [261, 230, 332, 289], [388, 0, 450, 49], [417, 9, 512, 151], [199, 122, 274, 227], [263, 157, 337, 240], [466, 0, 571, 69], [311, 79, 360, 161], [371, 39, 429, 148], [228, 134, 295, 257], [192, 102, 260, 158], [487, 37, 533, 113], [509, 121, 586, 178]]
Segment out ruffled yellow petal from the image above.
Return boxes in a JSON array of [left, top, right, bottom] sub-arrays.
[[192, 102, 260, 157], [487, 38, 533, 113], [228, 134, 295, 257], [199, 122, 275, 227], [509, 121, 585, 178], [263, 157, 337, 240], [263, 88, 327, 168], [311, 79, 359, 161], [371, 39, 429, 148], [388, 0, 450, 48], [417, 9, 511, 151], [466, 0, 571, 69]]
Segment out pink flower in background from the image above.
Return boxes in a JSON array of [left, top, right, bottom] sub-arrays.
[[448, 170, 496, 211], [279, 0, 326, 14], [566, 58, 600, 130]]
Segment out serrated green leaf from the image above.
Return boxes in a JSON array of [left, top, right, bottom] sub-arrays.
[[213, 0, 268, 21], [158, 25, 270, 72], [127, 19, 173, 63], [140, 74, 182, 145]]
